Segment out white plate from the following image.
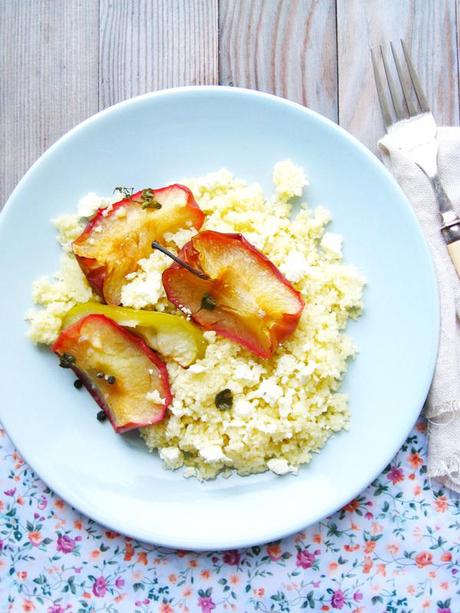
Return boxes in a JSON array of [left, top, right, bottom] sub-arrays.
[[0, 87, 438, 550]]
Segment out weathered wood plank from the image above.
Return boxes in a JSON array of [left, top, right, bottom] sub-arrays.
[[337, 0, 459, 152], [218, 0, 338, 121], [0, 0, 99, 207], [99, 0, 219, 109]]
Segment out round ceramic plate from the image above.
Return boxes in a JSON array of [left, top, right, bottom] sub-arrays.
[[0, 87, 438, 550]]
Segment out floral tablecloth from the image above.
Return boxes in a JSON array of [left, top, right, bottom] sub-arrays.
[[0, 419, 459, 613]]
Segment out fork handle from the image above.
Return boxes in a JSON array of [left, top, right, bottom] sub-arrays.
[[429, 174, 460, 279], [447, 240, 460, 277]]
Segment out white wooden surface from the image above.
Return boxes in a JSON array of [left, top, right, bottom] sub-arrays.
[[1, 0, 459, 205], [337, 0, 459, 149]]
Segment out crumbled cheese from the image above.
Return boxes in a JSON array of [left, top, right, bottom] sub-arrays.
[[267, 458, 293, 475], [77, 192, 106, 218], [320, 232, 343, 259], [253, 378, 284, 404], [164, 227, 196, 249], [183, 466, 196, 478], [273, 160, 308, 201], [280, 251, 310, 283], [199, 444, 228, 464], [188, 363, 206, 374], [275, 354, 298, 376], [234, 362, 264, 385], [146, 390, 163, 404], [28, 161, 364, 480], [233, 398, 254, 418], [159, 446, 183, 470]]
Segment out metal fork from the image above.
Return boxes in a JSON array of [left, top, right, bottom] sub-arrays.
[[371, 40, 460, 277]]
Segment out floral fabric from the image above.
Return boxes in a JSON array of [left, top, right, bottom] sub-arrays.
[[0, 419, 459, 613]]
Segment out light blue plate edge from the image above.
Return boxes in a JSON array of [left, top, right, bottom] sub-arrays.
[[0, 86, 440, 550]]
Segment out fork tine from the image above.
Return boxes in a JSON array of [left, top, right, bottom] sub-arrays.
[[400, 39, 430, 112], [379, 45, 405, 120], [371, 48, 393, 128], [390, 41, 416, 116]]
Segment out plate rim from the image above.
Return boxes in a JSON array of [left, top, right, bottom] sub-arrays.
[[0, 86, 440, 550]]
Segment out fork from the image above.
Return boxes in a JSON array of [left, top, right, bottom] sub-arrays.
[[371, 40, 460, 277]]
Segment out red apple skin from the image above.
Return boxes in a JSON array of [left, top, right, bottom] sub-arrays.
[[75, 257, 107, 299], [162, 231, 305, 359], [52, 314, 172, 433], [73, 184, 205, 305]]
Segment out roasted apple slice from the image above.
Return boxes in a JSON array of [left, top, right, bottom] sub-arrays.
[[63, 302, 206, 367], [162, 231, 305, 358], [72, 185, 205, 305], [52, 314, 172, 432]]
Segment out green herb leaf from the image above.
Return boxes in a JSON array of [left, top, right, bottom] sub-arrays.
[[113, 186, 134, 197], [140, 188, 162, 209]]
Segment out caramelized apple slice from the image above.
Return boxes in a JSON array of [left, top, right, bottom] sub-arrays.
[[162, 231, 305, 358], [52, 314, 172, 432], [72, 185, 205, 305]]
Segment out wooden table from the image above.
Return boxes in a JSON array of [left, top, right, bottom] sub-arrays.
[[1, 0, 458, 207]]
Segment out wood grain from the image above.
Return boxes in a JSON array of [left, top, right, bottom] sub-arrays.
[[337, 0, 459, 152], [3, 0, 460, 208], [218, 0, 338, 121], [99, 0, 219, 108], [0, 0, 99, 207]]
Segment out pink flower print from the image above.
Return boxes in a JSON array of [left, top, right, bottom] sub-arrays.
[[415, 551, 433, 568], [266, 543, 282, 560], [387, 466, 404, 484], [4, 488, 16, 496], [115, 577, 125, 589], [92, 576, 108, 597], [38, 496, 47, 510], [56, 534, 75, 554], [331, 589, 346, 609], [353, 591, 363, 602], [222, 551, 240, 565], [197, 596, 216, 613], [28, 531, 42, 546], [296, 549, 316, 569]]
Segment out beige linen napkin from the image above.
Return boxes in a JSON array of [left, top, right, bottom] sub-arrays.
[[379, 125, 460, 493]]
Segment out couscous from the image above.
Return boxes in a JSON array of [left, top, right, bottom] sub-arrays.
[[26, 161, 364, 479]]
